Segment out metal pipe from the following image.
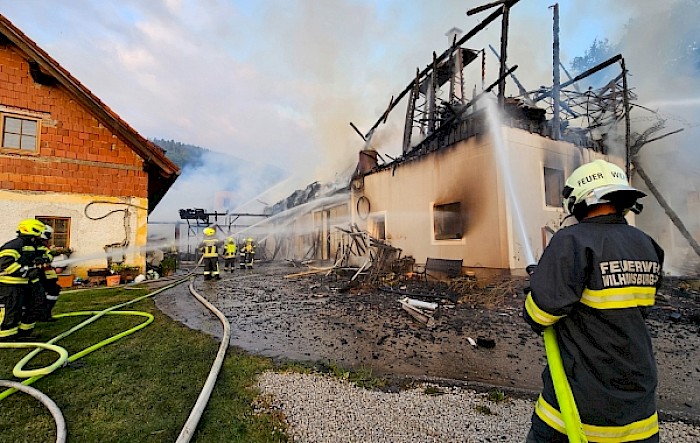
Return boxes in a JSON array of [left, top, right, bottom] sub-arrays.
[[551, 3, 561, 140]]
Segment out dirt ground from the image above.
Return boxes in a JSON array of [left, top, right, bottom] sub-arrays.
[[154, 261, 700, 423]]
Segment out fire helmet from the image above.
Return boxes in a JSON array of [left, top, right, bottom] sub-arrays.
[[226, 237, 234, 244], [18, 218, 45, 237], [562, 159, 645, 220], [41, 224, 54, 240], [203, 227, 216, 236], [246, 237, 253, 243]]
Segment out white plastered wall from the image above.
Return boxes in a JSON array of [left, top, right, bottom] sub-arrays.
[[0, 190, 148, 278]]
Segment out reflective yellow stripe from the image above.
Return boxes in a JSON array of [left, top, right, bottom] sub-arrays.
[[525, 293, 563, 327], [581, 286, 656, 309], [0, 276, 29, 284], [4, 262, 21, 275], [0, 249, 20, 259], [18, 322, 35, 331], [0, 326, 19, 338], [535, 395, 659, 442], [0, 306, 4, 327], [45, 270, 58, 279]]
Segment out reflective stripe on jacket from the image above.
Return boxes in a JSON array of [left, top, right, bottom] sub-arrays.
[[0, 237, 33, 284], [524, 214, 664, 441], [224, 243, 237, 258], [200, 238, 219, 258]]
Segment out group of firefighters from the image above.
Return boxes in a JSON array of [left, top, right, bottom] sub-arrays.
[[199, 227, 256, 280], [0, 218, 62, 341]]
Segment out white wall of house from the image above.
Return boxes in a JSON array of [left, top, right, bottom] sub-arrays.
[[353, 126, 611, 272], [0, 190, 148, 278]]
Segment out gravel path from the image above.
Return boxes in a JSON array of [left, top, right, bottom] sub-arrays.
[[257, 371, 700, 443]]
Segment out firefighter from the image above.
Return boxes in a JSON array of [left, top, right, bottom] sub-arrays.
[[0, 218, 45, 340], [222, 237, 237, 272], [37, 225, 61, 322], [239, 237, 255, 269], [199, 227, 221, 280], [523, 159, 664, 443]]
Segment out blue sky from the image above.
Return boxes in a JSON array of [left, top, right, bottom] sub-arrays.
[[1, 1, 697, 220]]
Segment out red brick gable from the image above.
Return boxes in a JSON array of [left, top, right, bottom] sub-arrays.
[[0, 14, 179, 212]]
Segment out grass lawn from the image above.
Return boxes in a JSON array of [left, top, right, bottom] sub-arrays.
[[0, 284, 288, 443]]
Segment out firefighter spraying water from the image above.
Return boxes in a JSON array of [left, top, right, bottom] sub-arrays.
[[523, 160, 664, 443], [199, 227, 221, 281], [239, 237, 255, 270]]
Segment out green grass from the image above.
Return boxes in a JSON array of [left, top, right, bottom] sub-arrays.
[[0, 286, 288, 443]]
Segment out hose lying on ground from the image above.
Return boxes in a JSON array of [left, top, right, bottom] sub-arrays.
[[0, 380, 67, 443], [0, 257, 227, 442], [175, 277, 231, 443]]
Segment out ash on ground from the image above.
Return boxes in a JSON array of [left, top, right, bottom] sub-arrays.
[[155, 261, 700, 422]]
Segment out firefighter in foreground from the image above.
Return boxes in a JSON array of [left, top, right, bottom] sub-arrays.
[[523, 159, 664, 442], [239, 237, 255, 269], [0, 219, 45, 340], [222, 237, 237, 272], [37, 225, 61, 321], [199, 227, 221, 280]]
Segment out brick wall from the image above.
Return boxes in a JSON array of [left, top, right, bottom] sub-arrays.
[[0, 43, 148, 198]]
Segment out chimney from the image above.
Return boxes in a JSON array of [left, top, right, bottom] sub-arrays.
[[357, 149, 378, 175]]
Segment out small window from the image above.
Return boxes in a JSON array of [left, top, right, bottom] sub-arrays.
[[2, 115, 39, 151], [37, 217, 71, 248], [433, 202, 463, 240], [544, 167, 564, 208], [370, 214, 386, 240]]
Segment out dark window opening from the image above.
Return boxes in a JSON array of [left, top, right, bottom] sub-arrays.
[[434, 202, 463, 240], [544, 167, 564, 208]]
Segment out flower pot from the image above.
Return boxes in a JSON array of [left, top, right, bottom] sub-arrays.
[[106, 275, 121, 287], [57, 273, 74, 288]]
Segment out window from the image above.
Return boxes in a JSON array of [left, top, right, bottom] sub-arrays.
[[37, 217, 71, 248], [2, 115, 39, 151], [369, 214, 386, 240], [433, 202, 463, 240], [544, 167, 564, 208]]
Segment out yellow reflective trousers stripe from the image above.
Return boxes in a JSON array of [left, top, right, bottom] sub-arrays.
[[535, 395, 659, 442]]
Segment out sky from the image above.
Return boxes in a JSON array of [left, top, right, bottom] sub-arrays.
[[1, 1, 698, 228]]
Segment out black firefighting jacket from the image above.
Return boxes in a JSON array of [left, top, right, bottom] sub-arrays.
[[523, 214, 664, 442], [0, 236, 38, 285]]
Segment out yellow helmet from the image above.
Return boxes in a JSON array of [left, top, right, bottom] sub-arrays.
[[18, 218, 46, 237], [563, 159, 645, 220], [203, 227, 216, 236], [246, 237, 253, 243], [226, 237, 234, 243]]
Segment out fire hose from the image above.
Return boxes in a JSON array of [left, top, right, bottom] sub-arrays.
[[543, 326, 588, 443], [0, 255, 230, 442]]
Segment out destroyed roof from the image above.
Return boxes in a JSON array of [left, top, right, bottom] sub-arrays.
[[0, 14, 180, 213]]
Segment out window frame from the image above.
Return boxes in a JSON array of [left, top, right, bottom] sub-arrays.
[[1, 113, 41, 153], [433, 202, 463, 241], [36, 216, 71, 249], [369, 212, 386, 240], [543, 166, 565, 209]]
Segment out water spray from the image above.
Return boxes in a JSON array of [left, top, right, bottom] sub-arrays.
[[484, 96, 536, 265]]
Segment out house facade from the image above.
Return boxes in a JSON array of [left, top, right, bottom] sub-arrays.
[[350, 111, 614, 275], [0, 14, 179, 279]]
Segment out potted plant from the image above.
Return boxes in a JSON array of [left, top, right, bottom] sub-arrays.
[[110, 263, 141, 283], [160, 255, 177, 277]]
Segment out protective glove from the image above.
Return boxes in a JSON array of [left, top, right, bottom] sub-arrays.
[[26, 267, 41, 280]]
